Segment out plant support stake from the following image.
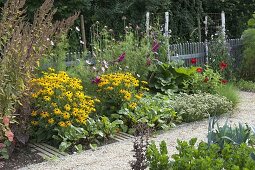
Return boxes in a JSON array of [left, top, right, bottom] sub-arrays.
[[80, 15, 87, 51], [164, 12, 170, 62]]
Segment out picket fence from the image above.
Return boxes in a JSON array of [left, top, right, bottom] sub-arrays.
[[66, 38, 242, 67], [168, 38, 242, 67]]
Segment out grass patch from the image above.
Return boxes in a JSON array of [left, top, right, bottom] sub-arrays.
[[235, 79, 255, 92], [217, 83, 239, 107]]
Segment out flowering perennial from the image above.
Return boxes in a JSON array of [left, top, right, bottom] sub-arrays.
[[95, 72, 148, 111], [30, 70, 96, 129]]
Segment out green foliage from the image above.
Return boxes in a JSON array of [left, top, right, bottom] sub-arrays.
[[52, 125, 87, 152], [183, 66, 223, 94], [66, 60, 98, 96], [83, 117, 123, 148], [208, 31, 233, 80], [91, 27, 155, 80], [146, 141, 171, 170], [171, 138, 255, 170], [39, 35, 69, 72], [172, 93, 233, 122], [148, 63, 197, 93], [216, 83, 239, 107], [117, 93, 176, 132], [236, 79, 255, 92], [241, 13, 255, 81]]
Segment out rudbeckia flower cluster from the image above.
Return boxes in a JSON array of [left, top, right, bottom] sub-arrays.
[[95, 72, 148, 111], [30, 69, 96, 129]]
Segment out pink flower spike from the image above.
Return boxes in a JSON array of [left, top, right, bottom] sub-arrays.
[[152, 41, 160, 52], [92, 76, 101, 84], [3, 116, 10, 126], [117, 52, 126, 62], [5, 130, 14, 142]]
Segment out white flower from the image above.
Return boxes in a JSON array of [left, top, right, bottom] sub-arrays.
[[101, 67, 105, 72], [103, 60, 108, 68], [80, 40, 84, 44], [86, 60, 93, 65], [75, 27, 80, 32], [50, 41, 54, 46]]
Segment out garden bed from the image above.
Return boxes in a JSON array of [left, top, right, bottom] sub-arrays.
[[20, 91, 255, 170], [1, 146, 44, 170]]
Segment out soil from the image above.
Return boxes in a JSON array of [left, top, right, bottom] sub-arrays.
[[0, 146, 44, 170], [0, 138, 117, 170]]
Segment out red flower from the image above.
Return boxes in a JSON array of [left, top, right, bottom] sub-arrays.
[[220, 61, 227, 71], [3, 116, 10, 126], [5, 130, 14, 142], [204, 77, 209, 83], [196, 67, 203, 73], [117, 52, 126, 62], [221, 79, 228, 84], [191, 58, 197, 64]]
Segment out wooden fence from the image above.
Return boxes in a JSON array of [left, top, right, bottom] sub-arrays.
[[66, 38, 242, 67], [168, 38, 242, 67]]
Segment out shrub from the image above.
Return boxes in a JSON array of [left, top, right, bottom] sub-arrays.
[[241, 13, 255, 80], [236, 79, 255, 92], [117, 93, 177, 132], [94, 72, 148, 114], [30, 70, 96, 142], [172, 93, 233, 122]]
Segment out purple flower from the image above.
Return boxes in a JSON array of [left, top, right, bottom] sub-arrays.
[[152, 41, 160, 53], [117, 52, 126, 62], [92, 76, 101, 84]]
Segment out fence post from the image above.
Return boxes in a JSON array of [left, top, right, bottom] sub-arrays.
[[146, 12, 150, 37], [204, 16, 209, 64], [221, 11, 226, 39], [80, 15, 87, 52], [165, 12, 170, 62]]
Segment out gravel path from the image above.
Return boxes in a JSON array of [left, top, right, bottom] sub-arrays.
[[20, 91, 255, 170]]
